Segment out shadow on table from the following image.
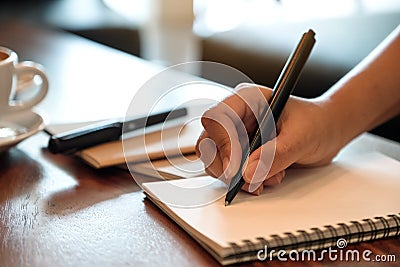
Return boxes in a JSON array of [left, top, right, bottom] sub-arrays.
[[39, 147, 142, 215]]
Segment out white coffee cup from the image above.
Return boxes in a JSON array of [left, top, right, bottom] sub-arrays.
[[0, 46, 48, 114]]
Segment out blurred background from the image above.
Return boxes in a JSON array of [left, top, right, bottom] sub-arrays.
[[1, 0, 399, 141]]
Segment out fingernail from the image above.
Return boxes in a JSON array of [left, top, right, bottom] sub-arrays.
[[198, 138, 217, 169], [249, 183, 263, 195], [249, 160, 268, 184]]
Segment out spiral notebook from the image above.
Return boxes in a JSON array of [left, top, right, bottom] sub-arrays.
[[143, 152, 400, 265]]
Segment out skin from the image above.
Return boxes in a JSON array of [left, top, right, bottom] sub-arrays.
[[195, 25, 400, 195]]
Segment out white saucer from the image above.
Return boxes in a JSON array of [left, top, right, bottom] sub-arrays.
[[0, 110, 45, 153]]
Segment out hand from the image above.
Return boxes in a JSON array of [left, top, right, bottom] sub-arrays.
[[195, 83, 344, 195]]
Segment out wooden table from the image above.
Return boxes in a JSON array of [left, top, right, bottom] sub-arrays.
[[0, 21, 399, 267]]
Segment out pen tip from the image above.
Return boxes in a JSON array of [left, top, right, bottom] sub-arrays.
[[225, 201, 230, 206]]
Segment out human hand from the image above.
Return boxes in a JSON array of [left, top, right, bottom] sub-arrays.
[[195, 83, 344, 195]]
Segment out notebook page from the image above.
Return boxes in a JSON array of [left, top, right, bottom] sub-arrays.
[[143, 152, 400, 252]]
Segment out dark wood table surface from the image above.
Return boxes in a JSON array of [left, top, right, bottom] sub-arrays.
[[0, 21, 399, 267]]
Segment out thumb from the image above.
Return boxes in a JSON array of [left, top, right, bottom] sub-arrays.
[[267, 131, 302, 179], [243, 130, 301, 184], [243, 140, 275, 188]]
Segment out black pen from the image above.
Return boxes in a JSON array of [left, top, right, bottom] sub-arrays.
[[225, 29, 316, 206], [48, 107, 187, 154]]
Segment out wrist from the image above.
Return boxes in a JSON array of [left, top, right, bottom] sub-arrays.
[[312, 96, 355, 153]]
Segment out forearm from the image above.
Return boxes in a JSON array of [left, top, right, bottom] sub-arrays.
[[318, 25, 400, 147]]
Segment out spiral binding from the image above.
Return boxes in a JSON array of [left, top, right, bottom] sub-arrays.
[[227, 213, 400, 263]]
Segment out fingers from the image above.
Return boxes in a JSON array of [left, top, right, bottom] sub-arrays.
[[197, 134, 222, 177], [196, 83, 279, 184], [243, 140, 275, 191], [241, 170, 286, 195], [263, 170, 286, 186], [242, 183, 264, 195], [196, 84, 271, 179], [196, 83, 333, 199], [241, 128, 302, 190], [200, 107, 243, 179], [266, 129, 303, 179]]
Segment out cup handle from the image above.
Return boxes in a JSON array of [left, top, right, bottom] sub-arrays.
[[12, 61, 49, 111]]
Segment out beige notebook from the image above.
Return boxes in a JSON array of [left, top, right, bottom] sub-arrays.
[[130, 154, 206, 180], [45, 113, 204, 169], [46, 121, 202, 168], [143, 153, 400, 265], [78, 121, 202, 168]]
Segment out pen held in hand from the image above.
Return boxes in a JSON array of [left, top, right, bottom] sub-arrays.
[[47, 107, 187, 154], [225, 29, 316, 206]]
